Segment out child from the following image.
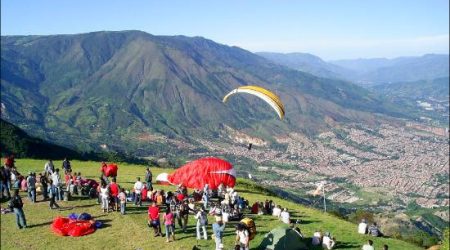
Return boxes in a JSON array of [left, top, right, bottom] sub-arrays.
[[118, 188, 127, 215], [48, 179, 60, 209], [99, 181, 110, 213], [163, 207, 175, 242]]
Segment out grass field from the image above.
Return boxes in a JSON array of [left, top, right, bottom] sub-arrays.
[[0, 159, 422, 250]]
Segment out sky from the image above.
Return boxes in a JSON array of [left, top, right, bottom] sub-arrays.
[[1, 0, 449, 60]]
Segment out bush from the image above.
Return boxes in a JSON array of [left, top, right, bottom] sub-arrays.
[[347, 209, 375, 224], [442, 228, 449, 250]]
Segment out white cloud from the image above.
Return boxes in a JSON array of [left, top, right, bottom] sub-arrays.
[[224, 34, 449, 60]]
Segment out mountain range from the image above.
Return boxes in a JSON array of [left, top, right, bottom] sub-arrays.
[[258, 52, 449, 86], [1, 31, 412, 156]]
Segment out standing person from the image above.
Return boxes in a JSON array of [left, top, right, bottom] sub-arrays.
[[118, 188, 127, 215], [44, 160, 55, 176], [5, 155, 15, 168], [163, 207, 176, 242], [109, 177, 119, 211], [133, 177, 143, 206], [195, 207, 208, 240], [26, 172, 36, 203], [1, 165, 11, 200], [62, 158, 71, 174], [39, 173, 49, 200], [202, 190, 209, 210], [235, 223, 249, 250], [358, 219, 368, 234], [145, 167, 153, 191], [362, 240, 374, 250], [178, 199, 190, 233], [100, 181, 110, 213], [0, 165, 5, 200], [148, 202, 162, 237], [48, 179, 60, 209], [51, 169, 62, 201], [8, 189, 27, 229], [212, 217, 225, 250]]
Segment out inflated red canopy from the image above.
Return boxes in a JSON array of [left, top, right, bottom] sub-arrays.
[[51, 217, 95, 237], [157, 157, 236, 190], [104, 164, 118, 177]]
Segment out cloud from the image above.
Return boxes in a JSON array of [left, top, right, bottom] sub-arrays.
[[226, 34, 449, 60]]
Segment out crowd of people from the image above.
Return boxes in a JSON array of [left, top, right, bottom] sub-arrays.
[[1, 155, 390, 249]]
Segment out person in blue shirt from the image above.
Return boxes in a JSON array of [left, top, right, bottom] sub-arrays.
[[212, 217, 225, 250]]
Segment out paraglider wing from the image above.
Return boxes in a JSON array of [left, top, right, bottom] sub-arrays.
[[104, 164, 118, 177], [223, 85, 285, 119], [158, 157, 236, 190]]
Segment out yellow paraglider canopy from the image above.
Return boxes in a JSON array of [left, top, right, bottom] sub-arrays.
[[222, 85, 285, 119]]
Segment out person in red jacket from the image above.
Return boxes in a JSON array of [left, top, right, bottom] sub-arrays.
[[148, 201, 162, 237], [109, 177, 119, 211]]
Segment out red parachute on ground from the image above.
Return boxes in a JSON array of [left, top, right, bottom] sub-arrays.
[[156, 157, 236, 190], [51, 217, 96, 237], [101, 163, 118, 177]]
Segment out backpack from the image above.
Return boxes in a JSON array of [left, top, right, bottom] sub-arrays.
[[240, 217, 256, 241], [199, 212, 208, 226], [8, 196, 23, 209], [170, 200, 177, 213]]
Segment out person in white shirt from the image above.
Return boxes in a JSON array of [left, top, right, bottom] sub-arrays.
[[133, 177, 143, 206], [51, 169, 62, 201], [362, 240, 374, 250], [44, 160, 55, 176], [100, 181, 110, 213], [358, 219, 368, 234], [322, 232, 335, 249], [235, 223, 249, 250], [280, 208, 290, 224], [272, 205, 282, 217]]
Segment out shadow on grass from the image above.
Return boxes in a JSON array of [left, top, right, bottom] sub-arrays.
[[97, 219, 112, 228], [124, 205, 148, 214], [69, 196, 92, 201], [28, 220, 53, 228], [334, 241, 361, 249], [70, 204, 97, 209]]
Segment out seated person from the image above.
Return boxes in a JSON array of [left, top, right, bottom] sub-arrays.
[[272, 205, 282, 217], [322, 232, 336, 250], [311, 230, 322, 246], [358, 219, 368, 234], [368, 223, 382, 237]]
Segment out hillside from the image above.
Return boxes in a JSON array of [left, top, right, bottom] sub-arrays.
[[0, 118, 148, 164], [1, 31, 409, 156], [0, 119, 82, 159], [370, 77, 449, 125], [256, 52, 352, 80], [330, 54, 449, 85], [0, 158, 424, 250]]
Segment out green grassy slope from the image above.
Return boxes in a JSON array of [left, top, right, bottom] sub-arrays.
[[0, 159, 421, 250]]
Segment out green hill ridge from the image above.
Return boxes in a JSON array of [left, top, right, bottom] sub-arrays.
[[1, 31, 410, 156]]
